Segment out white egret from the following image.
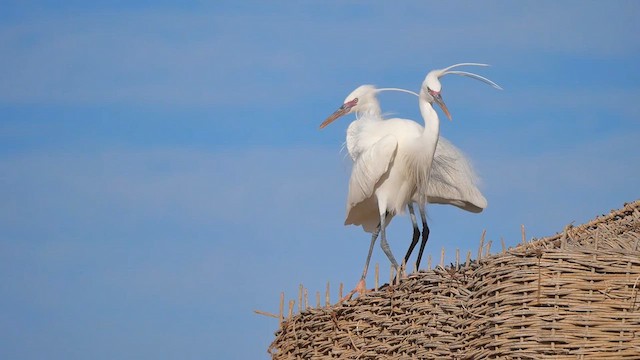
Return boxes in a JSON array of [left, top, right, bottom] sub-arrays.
[[320, 64, 500, 297], [324, 85, 489, 270], [406, 64, 501, 270]]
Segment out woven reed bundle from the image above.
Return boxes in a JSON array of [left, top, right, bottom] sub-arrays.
[[269, 200, 640, 359]]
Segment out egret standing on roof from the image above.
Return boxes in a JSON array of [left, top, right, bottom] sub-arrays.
[[320, 64, 500, 297], [404, 64, 501, 270], [321, 85, 491, 273]]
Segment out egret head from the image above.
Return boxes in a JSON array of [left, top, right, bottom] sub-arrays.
[[319, 85, 419, 129], [422, 71, 450, 120], [421, 63, 502, 121], [319, 85, 379, 129]]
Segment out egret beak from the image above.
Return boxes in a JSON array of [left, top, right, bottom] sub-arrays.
[[433, 93, 452, 121], [319, 98, 358, 129], [319, 106, 348, 129]]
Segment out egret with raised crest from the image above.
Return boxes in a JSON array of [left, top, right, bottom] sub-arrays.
[[320, 63, 501, 297]]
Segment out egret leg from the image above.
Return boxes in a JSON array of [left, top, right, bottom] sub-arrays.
[[403, 203, 421, 266], [342, 224, 381, 301], [415, 206, 431, 270], [360, 224, 381, 281], [379, 211, 399, 271]]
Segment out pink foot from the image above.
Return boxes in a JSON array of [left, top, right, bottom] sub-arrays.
[[341, 278, 367, 301]]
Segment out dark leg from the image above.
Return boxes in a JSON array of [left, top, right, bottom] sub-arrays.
[[403, 203, 421, 266], [415, 206, 431, 270]]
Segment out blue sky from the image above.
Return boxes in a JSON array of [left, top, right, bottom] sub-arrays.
[[1, 1, 639, 359]]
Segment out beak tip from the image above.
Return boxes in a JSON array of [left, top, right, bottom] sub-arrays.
[[319, 110, 345, 129]]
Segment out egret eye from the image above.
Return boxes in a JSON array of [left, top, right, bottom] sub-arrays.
[[344, 98, 358, 108]]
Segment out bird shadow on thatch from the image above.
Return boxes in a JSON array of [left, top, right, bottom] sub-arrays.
[[265, 200, 640, 359]]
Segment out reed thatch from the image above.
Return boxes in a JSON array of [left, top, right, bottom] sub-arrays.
[[269, 200, 640, 359]]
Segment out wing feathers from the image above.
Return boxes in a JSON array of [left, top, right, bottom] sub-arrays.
[[421, 137, 487, 211]]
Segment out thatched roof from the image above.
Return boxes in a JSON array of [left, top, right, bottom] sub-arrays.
[[269, 200, 640, 359]]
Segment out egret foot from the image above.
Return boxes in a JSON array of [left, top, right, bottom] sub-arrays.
[[341, 278, 367, 302]]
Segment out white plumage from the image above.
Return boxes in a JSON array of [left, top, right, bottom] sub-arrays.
[[337, 86, 487, 224], [320, 64, 501, 297]]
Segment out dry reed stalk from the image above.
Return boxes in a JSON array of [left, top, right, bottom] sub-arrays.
[[325, 282, 330, 307], [478, 230, 486, 261], [402, 258, 407, 278], [375, 263, 379, 291], [280, 292, 284, 322], [253, 309, 279, 319], [287, 299, 294, 319]]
